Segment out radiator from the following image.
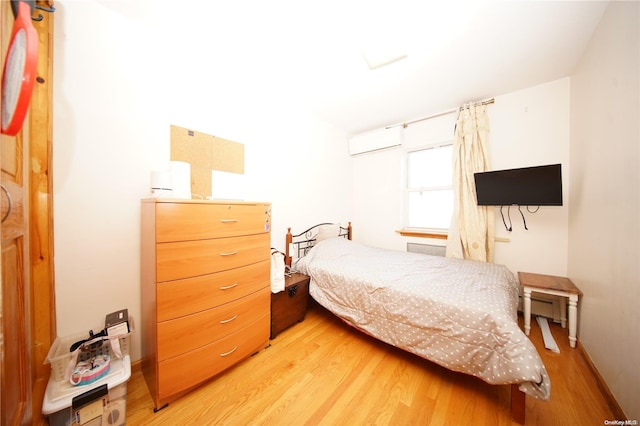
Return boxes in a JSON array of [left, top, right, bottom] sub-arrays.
[[518, 293, 563, 323], [407, 243, 445, 257]]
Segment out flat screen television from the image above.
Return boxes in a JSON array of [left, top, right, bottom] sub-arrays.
[[474, 164, 563, 206]]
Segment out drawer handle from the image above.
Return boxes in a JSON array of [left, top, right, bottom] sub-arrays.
[[219, 251, 238, 257], [220, 283, 238, 290], [220, 315, 238, 324], [220, 219, 238, 223], [220, 346, 238, 357]]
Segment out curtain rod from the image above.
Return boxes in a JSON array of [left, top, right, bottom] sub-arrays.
[[385, 98, 495, 129]]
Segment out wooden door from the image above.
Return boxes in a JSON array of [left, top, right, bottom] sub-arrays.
[[1, 1, 31, 423], [1, 1, 55, 425], [0, 146, 29, 426]]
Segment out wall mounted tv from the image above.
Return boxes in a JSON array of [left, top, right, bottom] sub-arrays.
[[474, 163, 563, 206]]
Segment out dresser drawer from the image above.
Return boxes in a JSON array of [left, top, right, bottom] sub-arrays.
[[157, 233, 270, 282], [155, 202, 271, 243], [157, 313, 269, 400], [157, 260, 269, 321], [157, 288, 269, 361]]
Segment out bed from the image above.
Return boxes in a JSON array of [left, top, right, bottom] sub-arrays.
[[285, 223, 550, 424]]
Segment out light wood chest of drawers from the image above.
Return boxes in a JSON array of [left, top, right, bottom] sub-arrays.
[[141, 199, 271, 410]]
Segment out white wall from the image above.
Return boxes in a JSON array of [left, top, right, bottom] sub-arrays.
[[490, 79, 570, 276], [568, 2, 639, 420], [52, 1, 352, 362], [352, 78, 570, 277], [352, 113, 456, 251]]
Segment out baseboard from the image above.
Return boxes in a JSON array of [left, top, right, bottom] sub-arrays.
[[577, 340, 627, 420], [130, 358, 143, 375]]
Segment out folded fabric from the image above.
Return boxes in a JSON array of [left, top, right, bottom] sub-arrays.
[[271, 249, 285, 293], [70, 354, 110, 386]]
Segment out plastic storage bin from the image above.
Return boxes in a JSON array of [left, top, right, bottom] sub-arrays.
[[42, 320, 133, 426], [45, 320, 133, 383], [42, 354, 130, 426]]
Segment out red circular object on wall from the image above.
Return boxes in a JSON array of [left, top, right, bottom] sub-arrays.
[[1, 1, 38, 136]]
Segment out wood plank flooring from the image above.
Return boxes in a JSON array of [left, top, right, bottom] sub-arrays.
[[125, 302, 616, 425]]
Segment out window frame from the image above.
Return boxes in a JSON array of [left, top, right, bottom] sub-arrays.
[[402, 140, 454, 235]]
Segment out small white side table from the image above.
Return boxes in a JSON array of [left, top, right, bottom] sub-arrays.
[[518, 272, 583, 348]]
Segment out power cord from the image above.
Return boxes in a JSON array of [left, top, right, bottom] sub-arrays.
[[518, 205, 529, 230], [500, 204, 540, 231], [500, 205, 512, 232]]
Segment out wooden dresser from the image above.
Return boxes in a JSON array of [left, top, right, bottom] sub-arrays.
[[140, 199, 272, 410]]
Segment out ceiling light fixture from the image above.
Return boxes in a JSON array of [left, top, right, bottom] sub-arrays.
[[362, 52, 407, 70], [361, 46, 407, 70]]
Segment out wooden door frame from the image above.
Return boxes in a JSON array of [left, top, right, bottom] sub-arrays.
[[29, 1, 56, 424]]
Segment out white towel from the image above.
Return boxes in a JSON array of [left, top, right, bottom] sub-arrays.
[[271, 250, 285, 293]]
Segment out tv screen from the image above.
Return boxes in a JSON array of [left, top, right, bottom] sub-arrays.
[[474, 164, 563, 206]]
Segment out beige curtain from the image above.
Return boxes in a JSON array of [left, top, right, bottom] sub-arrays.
[[445, 103, 495, 262]]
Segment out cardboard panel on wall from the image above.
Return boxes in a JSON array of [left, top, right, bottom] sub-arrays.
[[170, 126, 211, 166], [211, 137, 244, 174], [170, 125, 244, 198]]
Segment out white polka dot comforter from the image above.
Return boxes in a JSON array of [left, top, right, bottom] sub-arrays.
[[295, 237, 550, 400]]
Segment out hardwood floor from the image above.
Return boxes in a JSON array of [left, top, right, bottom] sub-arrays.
[[125, 302, 616, 425]]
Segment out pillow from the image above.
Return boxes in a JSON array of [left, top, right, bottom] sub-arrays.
[[316, 224, 340, 242]]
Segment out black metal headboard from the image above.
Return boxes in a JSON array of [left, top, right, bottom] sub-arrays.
[[285, 222, 352, 266]]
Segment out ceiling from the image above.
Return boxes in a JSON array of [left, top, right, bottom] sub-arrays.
[[286, 0, 610, 135], [103, 0, 610, 135]]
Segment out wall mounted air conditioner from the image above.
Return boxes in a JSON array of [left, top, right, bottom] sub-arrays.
[[348, 126, 403, 156]]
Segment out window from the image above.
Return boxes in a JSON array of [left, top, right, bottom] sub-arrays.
[[404, 143, 453, 231]]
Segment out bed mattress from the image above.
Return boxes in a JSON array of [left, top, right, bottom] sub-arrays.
[[295, 237, 550, 400]]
